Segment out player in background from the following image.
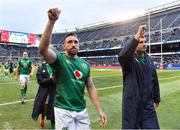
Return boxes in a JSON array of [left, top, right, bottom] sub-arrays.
[[3, 61, 10, 78], [0, 62, 2, 72], [32, 61, 55, 129], [9, 60, 14, 76], [13, 59, 18, 76], [0, 62, 3, 78], [15, 51, 34, 104]]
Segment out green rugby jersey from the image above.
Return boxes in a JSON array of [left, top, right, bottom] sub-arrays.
[[18, 58, 33, 75], [50, 53, 90, 111], [4, 63, 10, 70], [13, 62, 17, 69]]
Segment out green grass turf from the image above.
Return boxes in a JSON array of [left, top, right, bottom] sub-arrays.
[[0, 68, 180, 129]]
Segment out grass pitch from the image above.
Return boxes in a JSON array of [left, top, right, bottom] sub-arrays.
[[0, 68, 180, 129]]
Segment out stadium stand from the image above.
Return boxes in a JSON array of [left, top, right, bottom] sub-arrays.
[[0, 1, 180, 68]]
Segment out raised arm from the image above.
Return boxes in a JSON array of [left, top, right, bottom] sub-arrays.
[[118, 25, 147, 66], [39, 8, 61, 64]]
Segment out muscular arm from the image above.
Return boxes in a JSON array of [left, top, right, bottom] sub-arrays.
[[39, 21, 57, 64], [39, 8, 61, 64], [86, 77, 107, 127], [30, 64, 35, 77], [15, 65, 20, 80]]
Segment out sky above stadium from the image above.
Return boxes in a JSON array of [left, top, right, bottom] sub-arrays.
[[0, 0, 178, 34]]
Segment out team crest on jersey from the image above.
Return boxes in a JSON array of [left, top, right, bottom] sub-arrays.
[[23, 63, 27, 68], [82, 63, 87, 69], [74, 70, 83, 79]]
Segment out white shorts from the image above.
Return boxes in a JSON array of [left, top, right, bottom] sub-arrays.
[[4, 69, 9, 73], [19, 75, 29, 85], [54, 107, 91, 130]]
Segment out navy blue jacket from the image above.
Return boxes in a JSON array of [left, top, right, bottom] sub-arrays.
[[32, 63, 55, 121], [118, 38, 160, 129]]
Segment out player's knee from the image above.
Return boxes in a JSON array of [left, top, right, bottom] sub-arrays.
[[21, 84, 25, 89]]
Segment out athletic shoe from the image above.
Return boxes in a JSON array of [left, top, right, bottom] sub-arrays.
[[40, 118, 45, 127], [21, 98, 25, 104]]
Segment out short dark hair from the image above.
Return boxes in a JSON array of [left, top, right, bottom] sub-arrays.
[[63, 32, 79, 43]]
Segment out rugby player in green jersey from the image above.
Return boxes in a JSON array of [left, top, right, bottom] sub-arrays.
[[0, 62, 2, 73], [39, 8, 107, 130], [15, 52, 35, 104], [13, 59, 18, 76], [3, 61, 10, 78]]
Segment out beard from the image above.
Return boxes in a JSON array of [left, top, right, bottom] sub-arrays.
[[67, 48, 78, 56]]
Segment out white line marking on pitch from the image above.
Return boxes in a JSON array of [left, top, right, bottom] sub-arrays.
[[86, 85, 122, 92], [3, 122, 12, 130], [159, 75, 180, 80], [0, 99, 34, 106], [0, 85, 122, 106], [0, 75, 179, 85], [1, 75, 180, 106], [0, 80, 36, 85]]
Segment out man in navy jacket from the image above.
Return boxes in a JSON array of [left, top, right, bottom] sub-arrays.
[[118, 25, 160, 129], [32, 62, 55, 129]]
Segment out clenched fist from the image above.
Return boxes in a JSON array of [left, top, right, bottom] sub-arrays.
[[48, 8, 61, 22], [135, 25, 147, 41]]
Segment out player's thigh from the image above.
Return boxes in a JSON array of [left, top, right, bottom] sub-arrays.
[[54, 107, 74, 130], [19, 75, 26, 85], [4, 70, 9, 74], [24, 75, 29, 84], [75, 108, 91, 130]]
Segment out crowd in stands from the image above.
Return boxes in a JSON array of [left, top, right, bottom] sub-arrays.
[[49, 8, 180, 44], [80, 39, 123, 50], [163, 55, 180, 64], [84, 57, 118, 66], [0, 44, 40, 58], [0, 46, 180, 66], [151, 54, 180, 65], [0, 44, 41, 64], [1, 7, 180, 66]]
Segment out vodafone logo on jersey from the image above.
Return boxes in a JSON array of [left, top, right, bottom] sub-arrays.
[[74, 70, 83, 79]]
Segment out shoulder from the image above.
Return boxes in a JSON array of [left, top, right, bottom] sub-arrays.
[[18, 59, 22, 64], [145, 53, 154, 65], [78, 57, 90, 68], [49, 53, 63, 68], [28, 58, 33, 62], [55, 53, 64, 60]]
